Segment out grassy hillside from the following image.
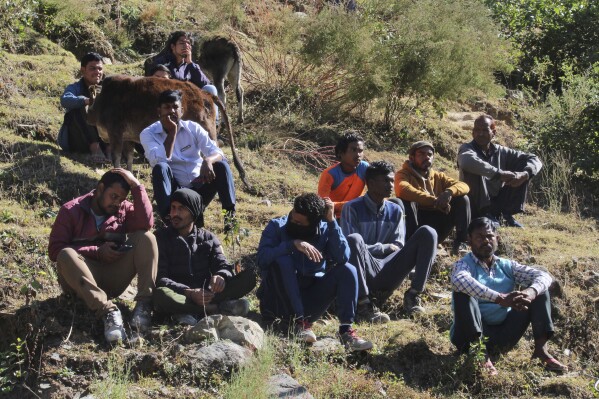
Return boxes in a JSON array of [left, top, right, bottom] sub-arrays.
[[1, 1, 598, 398]]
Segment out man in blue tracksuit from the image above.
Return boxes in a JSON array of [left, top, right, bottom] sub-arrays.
[[256, 193, 372, 351]]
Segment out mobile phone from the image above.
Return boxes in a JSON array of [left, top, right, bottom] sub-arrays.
[[114, 244, 134, 252]]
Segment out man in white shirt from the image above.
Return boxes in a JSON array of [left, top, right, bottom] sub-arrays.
[[140, 90, 236, 229]]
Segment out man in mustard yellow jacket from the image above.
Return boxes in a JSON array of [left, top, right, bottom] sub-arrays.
[[395, 141, 470, 254]]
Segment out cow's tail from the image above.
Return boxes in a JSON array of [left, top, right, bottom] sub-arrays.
[[213, 95, 252, 192]]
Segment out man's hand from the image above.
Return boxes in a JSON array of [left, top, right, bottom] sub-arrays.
[[110, 168, 140, 188], [195, 160, 216, 184], [506, 171, 529, 188], [293, 240, 323, 262], [186, 288, 214, 305], [323, 197, 335, 222], [98, 242, 125, 263], [389, 244, 400, 252], [160, 113, 178, 137], [495, 291, 521, 308], [434, 190, 452, 209], [182, 52, 192, 65], [498, 170, 517, 183], [210, 275, 225, 294], [512, 288, 536, 311]]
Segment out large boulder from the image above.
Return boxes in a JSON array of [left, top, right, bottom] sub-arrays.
[[186, 341, 253, 373], [185, 315, 265, 350]]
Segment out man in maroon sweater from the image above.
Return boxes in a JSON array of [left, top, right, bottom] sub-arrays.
[[48, 168, 157, 343]]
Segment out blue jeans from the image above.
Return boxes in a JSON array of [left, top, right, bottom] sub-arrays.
[[259, 260, 358, 325], [152, 160, 236, 218]]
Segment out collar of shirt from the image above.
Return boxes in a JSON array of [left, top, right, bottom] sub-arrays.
[[408, 161, 435, 195], [363, 193, 385, 216], [469, 252, 499, 276], [471, 140, 497, 158]]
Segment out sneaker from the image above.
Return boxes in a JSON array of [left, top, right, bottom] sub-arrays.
[[451, 241, 469, 257], [103, 308, 126, 343], [218, 298, 250, 316], [294, 319, 317, 343], [130, 300, 152, 332], [403, 289, 425, 315], [338, 328, 373, 351], [356, 300, 390, 324], [503, 213, 524, 228], [173, 314, 198, 326]]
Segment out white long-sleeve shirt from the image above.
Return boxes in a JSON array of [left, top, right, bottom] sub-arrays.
[[140, 120, 223, 188]]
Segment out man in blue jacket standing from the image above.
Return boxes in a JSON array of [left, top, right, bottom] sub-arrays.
[[257, 193, 372, 351], [58, 52, 109, 163]]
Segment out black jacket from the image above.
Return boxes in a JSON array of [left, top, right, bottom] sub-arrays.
[[156, 225, 233, 294]]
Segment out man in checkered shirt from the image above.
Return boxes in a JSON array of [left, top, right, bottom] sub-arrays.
[[450, 217, 567, 374]]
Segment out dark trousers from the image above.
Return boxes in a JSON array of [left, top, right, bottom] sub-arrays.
[[404, 196, 470, 243], [482, 181, 530, 218], [346, 226, 437, 300], [152, 161, 236, 219], [258, 262, 358, 325], [153, 269, 256, 315], [64, 108, 104, 153], [451, 291, 554, 354]]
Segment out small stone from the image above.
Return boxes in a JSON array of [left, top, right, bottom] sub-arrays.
[[563, 349, 571, 357], [50, 352, 61, 362], [261, 199, 272, 207], [268, 373, 313, 399], [39, 383, 51, 389]]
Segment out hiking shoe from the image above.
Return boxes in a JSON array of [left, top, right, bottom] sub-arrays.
[[338, 328, 373, 351], [130, 300, 152, 332], [218, 298, 250, 316], [103, 308, 126, 343], [356, 300, 390, 324], [503, 213, 524, 228], [403, 289, 425, 315], [451, 241, 469, 257], [294, 319, 317, 343], [173, 314, 198, 326]]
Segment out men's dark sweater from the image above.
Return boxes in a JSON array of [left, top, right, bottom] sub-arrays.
[[156, 225, 233, 294]]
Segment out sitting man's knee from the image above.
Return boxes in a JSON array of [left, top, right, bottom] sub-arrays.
[[416, 225, 437, 240], [152, 162, 170, 176], [56, 247, 80, 267], [346, 233, 364, 248]]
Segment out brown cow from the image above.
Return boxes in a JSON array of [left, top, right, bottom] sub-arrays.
[[86, 74, 249, 189]]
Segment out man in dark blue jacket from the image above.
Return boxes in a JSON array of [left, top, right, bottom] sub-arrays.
[[58, 52, 109, 163], [153, 188, 255, 325], [256, 193, 372, 351]]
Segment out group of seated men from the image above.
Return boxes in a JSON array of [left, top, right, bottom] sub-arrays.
[[49, 31, 565, 372]]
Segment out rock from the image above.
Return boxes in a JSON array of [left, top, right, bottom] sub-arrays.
[[583, 271, 599, 288], [268, 373, 313, 399], [187, 341, 253, 372], [50, 352, 61, 362], [310, 337, 343, 355], [261, 199, 272, 207], [135, 353, 161, 376], [185, 315, 265, 350]]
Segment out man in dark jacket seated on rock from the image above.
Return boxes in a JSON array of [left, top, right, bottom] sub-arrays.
[[153, 188, 256, 326]]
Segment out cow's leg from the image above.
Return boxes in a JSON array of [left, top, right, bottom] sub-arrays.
[[123, 141, 135, 171], [228, 62, 244, 123], [110, 136, 123, 169]]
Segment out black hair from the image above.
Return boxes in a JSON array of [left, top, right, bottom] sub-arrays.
[[293, 193, 325, 225], [150, 64, 170, 77], [158, 89, 183, 106], [365, 161, 394, 182], [99, 171, 130, 192], [467, 217, 497, 236], [167, 31, 194, 51], [474, 114, 496, 130], [80, 52, 103, 67], [335, 131, 364, 159]]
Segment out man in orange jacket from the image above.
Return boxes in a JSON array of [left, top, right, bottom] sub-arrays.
[[395, 141, 471, 255]]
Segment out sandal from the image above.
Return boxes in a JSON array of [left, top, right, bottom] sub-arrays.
[[539, 357, 568, 372], [480, 359, 498, 376]]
